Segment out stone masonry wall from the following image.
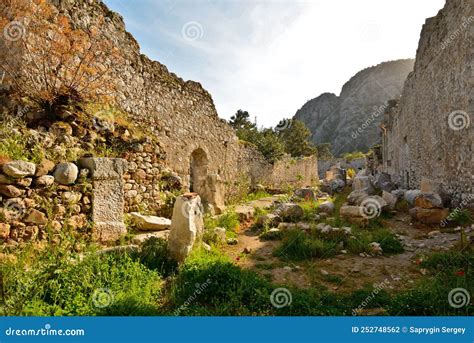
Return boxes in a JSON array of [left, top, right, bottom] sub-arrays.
[[382, 0, 473, 205], [1, 0, 318, 213]]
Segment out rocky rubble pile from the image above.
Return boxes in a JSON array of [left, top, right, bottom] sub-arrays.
[[0, 160, 92, 246]]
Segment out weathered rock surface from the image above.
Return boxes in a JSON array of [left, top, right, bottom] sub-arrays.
[[414, 192, 443, 209], [294, 188, 316, 201], [53, 163, 78, 185], [273, 203, 304, 220], [409, 207, 449, 224], [3, 161, 36, 178], [168, 193, 204, 262], [129, 212, 171, 231], [318, 201, 335, 214], [294, 59, 414, 155]]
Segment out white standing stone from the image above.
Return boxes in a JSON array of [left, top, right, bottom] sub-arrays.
[[3, 161, 36, 178], [168, 193, 204, 262]]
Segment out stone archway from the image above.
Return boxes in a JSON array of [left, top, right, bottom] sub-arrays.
[[189, 148, 209, 199]]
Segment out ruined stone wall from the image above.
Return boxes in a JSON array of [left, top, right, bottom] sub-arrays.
[[318, 158, 366, 179], [383, 0, 473, 204]]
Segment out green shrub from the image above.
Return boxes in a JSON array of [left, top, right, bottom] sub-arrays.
[[2, 247, 162, 316], [273, 230, 337, 261]]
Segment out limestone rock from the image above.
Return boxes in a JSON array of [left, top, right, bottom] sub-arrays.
[[347, 190, 369, 206], [67, 214, 88, 230], [273, 203, 304, 220], [414, 192, 443, 209], [168, 193, 204, 262], [318, 201, 335, 214], [0, 185, 24, 198], [129, 212, 172, 231], [53, 163, 78, 185], [35, 175, 55, 187], [277, 222, 311, 231], [352, 176, 375, 195], [382, 190, 398, 210], [234, 205, 255, 221], [0, 223, 10, 240], [16, 178, 32, 187], [0, 174, 13, 184], [340, 205, 369, 226], [3, 161, 36, 178], [373, 172, 395, 192], [35, 159, 55, 177], [25, 209, 47, 225], [369, 242, 383, 255], [409, 207, 449, 224], [404, 190, 421, 205], [132, 231, 169, 245], [256, 213, 280, 227], [294, 188, 316, 201], [62, 192, 82, 205]]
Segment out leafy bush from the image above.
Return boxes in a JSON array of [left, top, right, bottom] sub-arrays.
[[2, 247, 162, 316], [274, 230, 338, 261]]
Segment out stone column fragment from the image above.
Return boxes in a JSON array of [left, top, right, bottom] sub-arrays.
[[79, 158, 127, 242], [168, 193, 204, 262]]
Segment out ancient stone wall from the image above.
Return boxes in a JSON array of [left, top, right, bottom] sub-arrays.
[[382, 0, 473, 204], [318, 158, 366, 179], [1, 0, 318, 213]]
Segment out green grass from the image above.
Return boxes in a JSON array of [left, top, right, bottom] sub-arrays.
[[273, 230, 338, 261], [0, 127, 44, 163], [243, 190, 272, 202]]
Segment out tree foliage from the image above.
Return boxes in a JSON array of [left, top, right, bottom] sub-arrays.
[[278, 119, 317, 157], [229, 112, 316, 163]]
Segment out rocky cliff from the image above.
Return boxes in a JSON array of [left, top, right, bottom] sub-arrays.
[[294, 59, 414, 156]]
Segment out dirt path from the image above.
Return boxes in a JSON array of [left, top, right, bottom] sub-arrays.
[[223, 204, 467, 293]]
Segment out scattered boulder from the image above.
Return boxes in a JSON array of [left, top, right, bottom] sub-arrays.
[[294, 187, 316, 201], [273, 202, 304, 220], [234, 205, 255, 221], [35, 175, 55, 187], [35, 159, 55, 177], [391, 189, 406, 200], [62, 192, 82, 205], [227, 238, 238, 245], [0, 223, 10, 240], [168, 193, 204, 262], [256, 213, 280, 227], [404, 190, 421, 205], [0, 185, 24, 198], [132, 231, 169, 245], [382, 190, 398, 210], [53, 163, 78, 185], [352, 176, 375, 195], [213, 227, 227, 243], [409, 207, 449, 224], [318, 201, 335, 214], [2, 161, 36, 178], [277, 222, 311, 231], [339, 205, 369, 226], [373, 172, 395, 192], [347, 190, 369, 206], [129, 212, 172, 231], [414, 192, 443, 209], [24, 209, 47, 225], [369, 242, 383, 255]]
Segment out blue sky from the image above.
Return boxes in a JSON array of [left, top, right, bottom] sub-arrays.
[[103, 0, 445, 127]]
